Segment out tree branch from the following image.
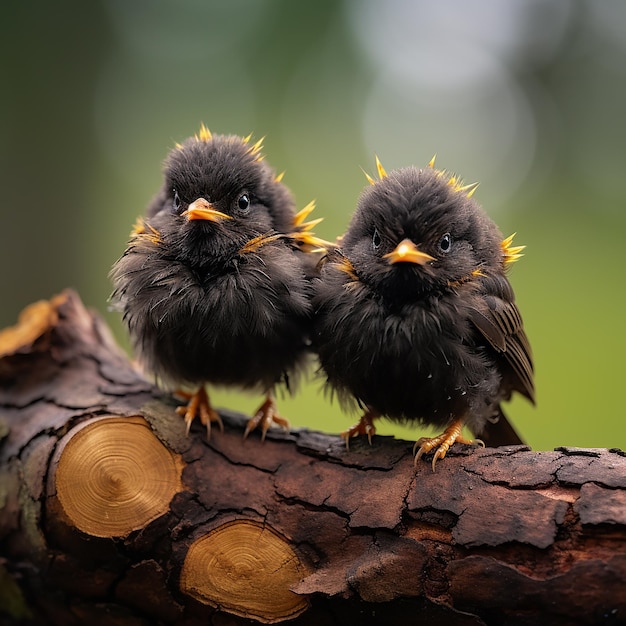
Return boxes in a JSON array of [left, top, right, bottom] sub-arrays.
[[1, 290, 625, 625]]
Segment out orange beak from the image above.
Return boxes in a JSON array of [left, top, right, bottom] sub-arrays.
[[383, 239, 435, 265], [183, 198, 232, 222]]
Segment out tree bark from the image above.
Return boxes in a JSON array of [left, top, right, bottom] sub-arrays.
[[1, 290, 625, 625]]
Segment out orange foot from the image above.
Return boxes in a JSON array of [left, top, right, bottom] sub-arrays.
[[175, 387, 224, 439], [341, 409, 379, 451], [244, 394, 290, 441], [413, 418, 484, 472]]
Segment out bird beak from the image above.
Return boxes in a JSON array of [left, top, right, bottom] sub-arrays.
[[384, 239, 436, 265], [183, 198, 232, 222]]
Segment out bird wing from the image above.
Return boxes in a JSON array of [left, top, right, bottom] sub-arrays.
[[468, 273, 535, 404]]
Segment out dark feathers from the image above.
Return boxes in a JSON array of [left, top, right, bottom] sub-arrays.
[[313, 163, 534, 448], [110, 130, 313, 402]]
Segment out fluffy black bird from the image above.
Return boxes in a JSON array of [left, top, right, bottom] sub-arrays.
[[313, 157, 534, 469], [110, 125, 325, 438]]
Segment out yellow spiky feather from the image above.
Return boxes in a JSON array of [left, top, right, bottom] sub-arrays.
[[363, 154, 479, 199], [362, 167, 376, 186], [239, 232, 283, 255], [293, 200, 317, 227], [375, 155, 387, 180], [131, 217, 161, 245], [131, 216, 146, 236], [426, 156, 479, 199], [457, 181, 480, 198], [145, 224, 162, 245], [274, 171, 285, 183], [336, 257, 359, 282], [195, 123, 212, 142], [501, 233, 525, 265], [240, 135, 265, 162], [291, 200, 333, 252], [362, 155, 388, 185]]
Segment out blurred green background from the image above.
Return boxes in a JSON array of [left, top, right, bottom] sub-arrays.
[[2, 0, 625, 451]]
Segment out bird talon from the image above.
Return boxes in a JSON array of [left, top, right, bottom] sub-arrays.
[[413, 446, 424, 465], [175, 387, 222, 440], [340, 430, 354, 452], [413, 418, 479, 471], [341, 409, 378, 451], [413, 437, 435, 466], [175, 405, 194, 435], [432, 446, 449, 472], [244, 394, 290, 440]]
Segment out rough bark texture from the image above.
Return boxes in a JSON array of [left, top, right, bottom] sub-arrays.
[[1, 290, 626, 625]]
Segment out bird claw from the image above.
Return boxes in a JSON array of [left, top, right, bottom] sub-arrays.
[[175, 387, 223, 440], [413, 418, 483, 471], [341, 410, 378, 451], [244, 395, 290, 441]]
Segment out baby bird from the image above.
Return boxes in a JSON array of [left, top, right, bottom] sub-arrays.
[[313, 157, 534, 469], [111, 125, 325, 439]]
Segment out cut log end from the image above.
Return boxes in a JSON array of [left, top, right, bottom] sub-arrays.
[[180, 520, 310, 623], [4, 290, 626, 625], [53, 416, 184, 538]]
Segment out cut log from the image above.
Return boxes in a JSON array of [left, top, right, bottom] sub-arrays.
[[1, 290, 625, 625]]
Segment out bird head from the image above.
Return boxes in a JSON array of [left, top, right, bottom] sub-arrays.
[[146, 126, 296, 256], [339, 157, 506, 301]]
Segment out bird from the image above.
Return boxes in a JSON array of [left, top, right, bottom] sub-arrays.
[[110, 124, 327, 439], [312, 156, 534, 470]]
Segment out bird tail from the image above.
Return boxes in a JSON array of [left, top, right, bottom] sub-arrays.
[[477, 406, 525, 448]]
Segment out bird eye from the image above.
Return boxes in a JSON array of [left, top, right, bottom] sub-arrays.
[[372, 228, 382, 250], [439, 233, 452, 253], [173, 189, 182, 213], [237, 193, 250, 213]]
